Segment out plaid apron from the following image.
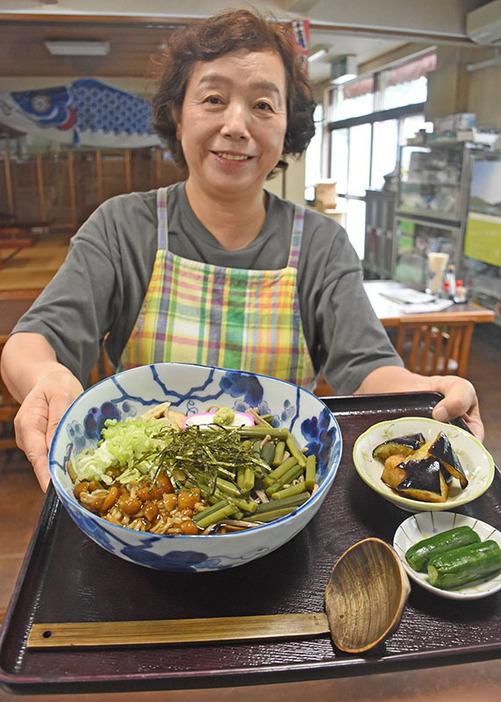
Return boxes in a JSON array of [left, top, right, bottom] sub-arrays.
[[120, 187, 316, 388]]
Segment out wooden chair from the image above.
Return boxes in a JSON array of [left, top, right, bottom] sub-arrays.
[[0, 349, 21, 449], [314, 373, 334, 397], [394, 318, 475, 377], [88, 343, 115, 386]]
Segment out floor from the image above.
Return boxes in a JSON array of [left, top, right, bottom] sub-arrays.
[[0, 237, 501, 699], [0, 231, 70, 292]]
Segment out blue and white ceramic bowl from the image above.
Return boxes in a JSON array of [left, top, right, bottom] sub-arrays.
[[49, 363, 342, 572]]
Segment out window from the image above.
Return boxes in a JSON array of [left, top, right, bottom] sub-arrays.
[[316, 51, 436, 259], [305, 103, 324, 201], [381, 54, 436, 110], [347, 124, 371, 197], [329, 128, 348, 193], [330, 76, 375, 121], [371, 119, 398, 191]]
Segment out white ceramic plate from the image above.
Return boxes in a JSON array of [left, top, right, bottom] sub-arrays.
[[352, 417, 495, 512], [393, 511, 501, 600]]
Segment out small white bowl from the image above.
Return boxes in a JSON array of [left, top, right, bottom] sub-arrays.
[[393, 511, 501, 600], [352, 417, 495, 512]]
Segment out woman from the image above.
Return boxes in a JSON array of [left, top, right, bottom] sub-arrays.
[[1, 8, 482, 491]]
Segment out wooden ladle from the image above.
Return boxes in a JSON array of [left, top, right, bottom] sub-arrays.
[[28, 537, 410, 654], [324, 536, 411, 653]]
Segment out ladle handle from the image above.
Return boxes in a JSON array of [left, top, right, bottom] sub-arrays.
[[28, 613, 330, 648]]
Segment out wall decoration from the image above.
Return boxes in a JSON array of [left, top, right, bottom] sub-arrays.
[[0, 78, 160, 148]]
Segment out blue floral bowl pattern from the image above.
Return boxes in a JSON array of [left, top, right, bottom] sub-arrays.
[[49, 363, 342, 572]]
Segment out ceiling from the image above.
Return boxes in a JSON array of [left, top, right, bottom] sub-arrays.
[[0, 2, 493, 87], [0, 16, 413, 84], [0, 19, 187, 82]]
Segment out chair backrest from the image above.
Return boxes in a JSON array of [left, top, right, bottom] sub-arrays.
[[0, 340, 21, 449], [394, 319, 475, 377]]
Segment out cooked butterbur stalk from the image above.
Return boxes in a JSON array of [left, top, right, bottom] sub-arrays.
[[193, 500, 239, 529]]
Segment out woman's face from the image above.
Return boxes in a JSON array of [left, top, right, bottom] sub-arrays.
[[175, 50, 288, 201]]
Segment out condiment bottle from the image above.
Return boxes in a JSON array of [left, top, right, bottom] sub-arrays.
[[445, 264, 456, 299], [455, 280, 467, 303]]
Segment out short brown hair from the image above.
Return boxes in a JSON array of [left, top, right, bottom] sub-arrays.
[[152, 8, 316, 168]]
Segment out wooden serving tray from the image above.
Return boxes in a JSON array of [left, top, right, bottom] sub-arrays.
[[1, 392, 500, 694]]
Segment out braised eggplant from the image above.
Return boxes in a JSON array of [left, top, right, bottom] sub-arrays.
[[381, 442, 433, 492], [381, 454, 410, 489], [372, 433, 425, 463], [396, 456, 448, 503], [429, 431, 468, 488], [373, 429, 468, 503]]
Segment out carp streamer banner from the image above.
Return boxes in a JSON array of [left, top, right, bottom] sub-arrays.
[[0, 78, 160, 148]]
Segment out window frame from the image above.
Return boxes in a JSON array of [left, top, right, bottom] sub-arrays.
[[324, 49, 437, 193], [326, 102, 426, 196]]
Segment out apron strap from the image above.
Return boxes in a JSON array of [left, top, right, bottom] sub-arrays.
[[156, 186, 169, 250], [286, 205, 305, 270]]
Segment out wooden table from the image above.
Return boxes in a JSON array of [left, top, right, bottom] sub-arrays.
[[363, 280, 495, 327], [363, 280, 495, 377], [0, 222, 50, 267]]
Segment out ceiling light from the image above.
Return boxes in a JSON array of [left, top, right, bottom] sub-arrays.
[[308, 47, 328, 64], [44, 40, 110, 56]]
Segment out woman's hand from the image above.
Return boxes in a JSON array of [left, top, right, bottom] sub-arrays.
[[1, 332, 84, 492], [13, 369, 84, 491], [356, 366, 484, 441], [428, 375, 483, 440]]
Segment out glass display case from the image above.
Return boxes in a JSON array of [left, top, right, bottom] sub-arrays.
[[397, 143, 471, 221], [393, 143, 475, 286]]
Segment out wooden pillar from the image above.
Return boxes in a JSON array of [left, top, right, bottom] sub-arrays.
[[35, 154, 46, 222], [124, 150, 132, 193], [3, 155, 14, 216]]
